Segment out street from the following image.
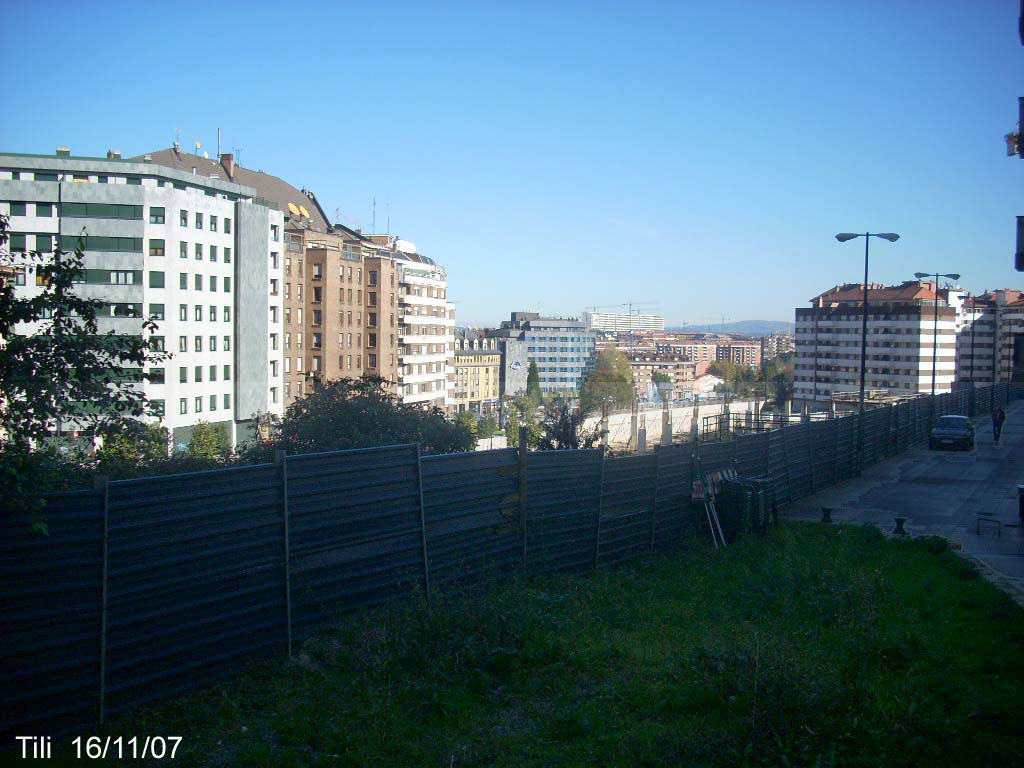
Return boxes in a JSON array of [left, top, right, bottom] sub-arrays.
[[785, 399, 1024, 605]]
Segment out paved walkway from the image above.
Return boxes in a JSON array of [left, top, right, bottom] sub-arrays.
[[784, 399, 1024, 605]]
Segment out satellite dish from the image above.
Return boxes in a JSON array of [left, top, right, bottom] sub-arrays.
[[287, 202, 300, 216], [298, 204, 311, 218]]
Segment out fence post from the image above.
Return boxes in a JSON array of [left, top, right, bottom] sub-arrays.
[[274, 450, 293, 657], [414, 444, 431, 609], [96, 476, 109, 724], [595, 446, 607, 568], [519, 426, 529, 574], [806, 419, 815, 493]]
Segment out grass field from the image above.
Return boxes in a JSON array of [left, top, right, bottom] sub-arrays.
[[65, 523, 1024, 767]]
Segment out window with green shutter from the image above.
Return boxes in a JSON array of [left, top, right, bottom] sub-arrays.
[[149, 303, 165, 320], [10, 202, 26, 216], [148, 368, 165, 384], [34, 172, 57, 182], [179, 273, 187, 290], [35, 234, 52, 252], [149, 271, 165, 288], [9, 233, 25, 251], [126, 176, 142, 185], [179, 241, 187, 259], [149, 239, 165, 256], [149, 207, 165, 224], [35, 203, 53, 217]]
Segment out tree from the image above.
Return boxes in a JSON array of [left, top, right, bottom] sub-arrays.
[[247, 376, 475, 457], [504, 396, 542, 449], [537, 399, 601, 451], [579, 347, 635, 415], [97, 422, 169, 467], [477, 415, 498, 439], [0, 215, 167, 448], [526, 360, 542, 407], [454, 410, 478, 439], [187, 421, 230, 460], [652, 371, 672, 384]]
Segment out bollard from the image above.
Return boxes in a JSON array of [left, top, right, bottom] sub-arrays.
[[821, 506, 833, 524], [893, 516, 907, 535]]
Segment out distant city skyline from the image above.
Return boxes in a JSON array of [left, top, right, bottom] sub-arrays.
[[2, 1, 1021, 327]]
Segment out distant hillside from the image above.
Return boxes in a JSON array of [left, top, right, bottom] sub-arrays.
[[668, 320, 792, 337]]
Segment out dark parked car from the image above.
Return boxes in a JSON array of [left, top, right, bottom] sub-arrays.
[[929, 415, 975, 451]]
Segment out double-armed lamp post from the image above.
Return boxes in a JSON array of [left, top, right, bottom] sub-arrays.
[[835, 232, 900, 474]]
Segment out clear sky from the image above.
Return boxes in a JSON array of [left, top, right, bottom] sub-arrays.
[[2, 1, 1022, 327]]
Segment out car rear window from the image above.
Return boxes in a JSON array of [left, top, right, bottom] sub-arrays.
[[936, 416, 968, 428]]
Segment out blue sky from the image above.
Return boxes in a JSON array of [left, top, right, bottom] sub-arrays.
[[3, 1, 1022, 327]]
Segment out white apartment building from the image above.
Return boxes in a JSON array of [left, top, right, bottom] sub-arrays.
[[394, 251, 456, 408], [0, 148, 284, 449], [794, 280, 959, 410], [956, 289, 1024, 386], [583, 311, 665, 332]]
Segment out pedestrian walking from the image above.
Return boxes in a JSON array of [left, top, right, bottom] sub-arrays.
[[992, 406, 1006, 443]]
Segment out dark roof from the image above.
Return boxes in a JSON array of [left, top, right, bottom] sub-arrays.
[[134, 148, 333, 232]]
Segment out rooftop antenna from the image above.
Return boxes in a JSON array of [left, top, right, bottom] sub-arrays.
[[217, 127, 221, 159], [174, 127, 181, 150], [232, 147, 242, 167]]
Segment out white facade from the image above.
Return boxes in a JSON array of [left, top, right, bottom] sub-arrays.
[[0, 151, 284, 448], [397, 261, 455, 408], [583, 311, 665, 332]]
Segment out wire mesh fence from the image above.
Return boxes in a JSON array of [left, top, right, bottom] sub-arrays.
[[1, 383, 1013, 738]]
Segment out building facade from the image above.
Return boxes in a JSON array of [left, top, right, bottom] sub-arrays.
[[626, 353, 696, 400], [793, 280, 960, 410], [582, 311, 665, 332], [142, 149, 455, 411], [763, 331, 795, 360], [453, 332, 501, 413], [496, 312, 596, 394], [1, 147, 284, 449]]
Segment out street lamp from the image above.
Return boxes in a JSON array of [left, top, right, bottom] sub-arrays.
[[835, 232, 900, 475], [913, 271, 960, 410]]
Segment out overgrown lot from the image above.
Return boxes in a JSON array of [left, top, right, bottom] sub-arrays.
[[71, 524, 1024, 766]]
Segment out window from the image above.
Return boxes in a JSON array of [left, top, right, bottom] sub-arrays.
[[270, 278, 279, 295], [194, 274, 202, 291], [209, 364, 217, 382], [126, 176, 141, 186], [36, 234, 52, 252], [149, 239, 165, 256], [210, 245, 217, 262], [150, 206, 165, 224], [312, 262, 321, 279], [195, 305, 203, 321], [195, 396, 203, 413], [180, 241, 187, 259], [271, 224, 279, 241], [285, 283, 290, 300], [61, 202, 143, 219], [224, 247, 231, 263], [297, 284, 303, 300], [271, 306, 279, 323], [210, 215, 218, 232], [10, 202, 26, 216], [149, 303, 165, 320], [195, 243, 203, 260], [313, 287, 322, 303], [368, 353, 377, 368], [209, 394, 217, 411], [195, 212, 203, 229], [110, 270, 135, 285], [222, 277, 230, 293], [209, 275, 217, 291], [194, 366, 203, 383], [296, 356, 302, 372], [223, 393, 231, 409], [179, 336, 187, 352], [180, 210, 188, 227], [270, 360, 278, 376], [272, 252, 280, 269], [285, 307, 291, 325], [179, 303, 187, 321], [149, 271, 164, 288], [369, 270, 378, 286], [179, 367, 187, 383], [210, 305, 217, 322], [179, 398, 187, 415], [369, 312, 377, 327], [224, 364, 231, 380], [34, 172, 57, 182], [9, 233, 25, 251], [194, 336, 202, 352], [271, 333, 278, 350], [149, 336, 165, 352], [312, 310, 322, 326], [36, 203, 53, 217], [285, 357, 291, 373], [151, 399, 165, 416], [224, 335, 230, 351], [224, 307, 230, 322], [224, 218, 231, 234], [271, 387, 278, 404], [210, 335, 217, 351]]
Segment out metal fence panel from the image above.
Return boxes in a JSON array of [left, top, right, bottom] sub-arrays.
[[653, 443, 694, 551], [526, 449, 603, 575], [598, 453, 659, 567], [288, 445, 423, 639], [104, 464, 284, 717], [1, 491, 104, 738], [809, 420, 837, 488], [735, 431, 767, 477], [697, 440, 733, 475], [421, 449, 520, 589], [783, 423, 812, 499]]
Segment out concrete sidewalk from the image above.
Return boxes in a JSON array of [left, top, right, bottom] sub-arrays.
[[784, 399, 1024, 605]]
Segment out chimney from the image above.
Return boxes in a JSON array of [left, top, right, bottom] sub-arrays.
[[221, 152, 234, 179], [106, 149, 121, 160], [56, 146, 70, 157], [143, 154, 152, 163]]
